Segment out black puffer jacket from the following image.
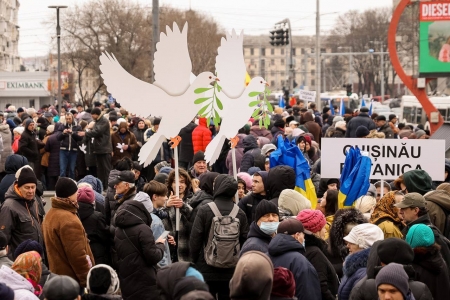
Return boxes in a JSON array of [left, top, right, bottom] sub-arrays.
[[18, 127, 42, 163], [105, 169, 121, 225], [239, 135, 261, 173], [188, 172, 219, 225], [303, 233, 339, 300], [266, 166, 296, 206], [44, 132, 61, 177], [189, 175, 249, 281], [156, 262, 192, 300], [85, 112, 112, 154], [178, 122, 197, 163], [238, 171, 268, 225], [114, 200, 165, 300], [0, 154, 28, 204], [78, 202, 110, 265], [240, 221, 272, 255], [57, 122, 83, 151], [345, 113, 376, 138]]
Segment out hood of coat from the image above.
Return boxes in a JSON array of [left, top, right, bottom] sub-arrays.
[[424, 190, 450, 211], [78, 201, 94, 220], [329, 208, 366, 258], [254, 171, 268, 189], [229, 251, 273, 299], [343, 248, 370, 277], [0, 265, 35, 293], [268, 233, 304, 257], [266, 166, 296, 199], [304, 232, 327, 252], [188, 190, 213, 210], [114, 200, 152, 228], [243, 135, 259, 153], [413, 244, 445, 275], [4, 183, 36, 205], [403, 170, 433, 195], [78, 175, 103, 194], [213, 174, 238, 200], [198, 117, 208, 127], [199, 172, 220, 196], [236, 133, 246, 149], [157, 262, 192, 297], [5, 154, 29, 174], [117, 121, 129, 133], [0, 124, 11, 135], [300, 112, 314, 124], [247, 221, 272, 243]]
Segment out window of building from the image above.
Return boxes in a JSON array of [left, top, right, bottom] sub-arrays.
[[281, 48, 285, 55], [271, 80, 275, 87], [311, 79, 315, 86], [261, 48, 266, 56], [301, 48, 305, 54], [250, 70, 255, 77], [271, 70, 275, 76], [250, 48, 254, 55], [271, 59, 275, 65], [271, 48, 274, 55], [292, 48, 296, 56], [281, 59, 285, 65], [311, 59, 315, 65], [311, 48, 315, 53], [281, 71, 285, 77], [321, 48, 326, 53], [251, 59, 254, 65], [311, 70, 315, 76]]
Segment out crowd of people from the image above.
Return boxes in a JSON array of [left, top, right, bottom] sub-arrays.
[[0, 98, 448, 300]]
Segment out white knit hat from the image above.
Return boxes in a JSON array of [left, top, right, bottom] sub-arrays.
[[13, 126, 25, 135], [344, 223, 384, 249], [278, 189, 312, 216], [354, 195, 376, 214]]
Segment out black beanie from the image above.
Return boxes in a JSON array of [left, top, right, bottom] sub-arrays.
[[91, 108, 102, 116], [356, 125, 370, 138], [377, 238, 414, 265], [17, 167, 37, 187], [14, 239, 44, 259], [255, 200, 279, 222], [192, 151, 206, 165], [55, 177, 78, 198], [273, 119, 286, 128]]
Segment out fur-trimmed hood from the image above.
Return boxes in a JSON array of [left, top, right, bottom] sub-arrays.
[[413, 243, 445, 275], [343, 248, 370, 277]]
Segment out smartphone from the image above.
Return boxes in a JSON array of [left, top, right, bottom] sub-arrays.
[[159, 231, 170, 240]]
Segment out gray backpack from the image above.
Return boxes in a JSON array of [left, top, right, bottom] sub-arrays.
[[204, 202, 241, 268]]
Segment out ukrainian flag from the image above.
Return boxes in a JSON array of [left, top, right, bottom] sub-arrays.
[[270, 136, 318, 208], [245, 72, 251, 86], [338, 146, 372, 208]]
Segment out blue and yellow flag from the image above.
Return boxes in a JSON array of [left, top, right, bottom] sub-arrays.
[[270, 136, 318, 208], [338, 146, 372, 208]]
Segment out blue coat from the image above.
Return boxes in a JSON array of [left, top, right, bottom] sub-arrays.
[[150, 213, 171, 268], [240, 221, 272, 256], [268, 234, 322, 300], [338, 248, 370, 300]]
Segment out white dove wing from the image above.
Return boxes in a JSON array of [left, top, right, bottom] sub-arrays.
[[153, 22, 192, 96], [215, 29, 246, 98], [100, 53, 168, 118]]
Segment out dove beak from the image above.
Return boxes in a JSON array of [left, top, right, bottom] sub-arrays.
[[265, 82, 269, 86], [215, 78, 220, 81]]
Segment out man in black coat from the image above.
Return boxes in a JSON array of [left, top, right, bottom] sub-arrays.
[[79, 108, 112, 188], [178, 121, 197, 170], [238, 171, 269, 225], [266, 165, 296, 206], [18, 119, 43, 169], [190, 174, 249, 299], [375, 115, 394, 139], [0, 155, 28, 204], [345, 107, 376, 138], [239, 135, 261, 173], [57, 113, 83, 179]]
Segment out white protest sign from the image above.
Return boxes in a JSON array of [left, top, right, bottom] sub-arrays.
[[299, 90, 316, 102], [321, 138, 446, 180]]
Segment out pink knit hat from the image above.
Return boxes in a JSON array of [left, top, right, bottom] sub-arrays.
[[77, 186, 95, 204], [296, 209, 326, 233]]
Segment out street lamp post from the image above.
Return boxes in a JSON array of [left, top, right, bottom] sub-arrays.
[[315, 0, 321, 111], [48, 5, 67, 114], [370, 41, 385, 100]]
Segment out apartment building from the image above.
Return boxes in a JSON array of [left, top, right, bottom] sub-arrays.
[[0, 0, 20, 71]]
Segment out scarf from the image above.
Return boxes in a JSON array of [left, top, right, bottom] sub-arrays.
[[370, 191, 402, 225], [12, 251, 43, 296]]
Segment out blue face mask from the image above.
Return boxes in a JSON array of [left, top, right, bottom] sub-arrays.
[[260, 222, 280, 236]]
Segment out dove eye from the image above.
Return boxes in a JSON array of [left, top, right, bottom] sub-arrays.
[[209, 76, 212, 79], [260, 81, 263, 84]]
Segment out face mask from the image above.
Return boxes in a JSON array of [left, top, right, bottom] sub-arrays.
[[260, 222, 280, 235]]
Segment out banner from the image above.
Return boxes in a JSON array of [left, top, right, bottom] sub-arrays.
[[419, 2, 450, 76], [321, 138, 446, 180], [299, 90, 316, 102]]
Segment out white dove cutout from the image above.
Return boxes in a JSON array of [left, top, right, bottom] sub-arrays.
[[203, 30, 268, 165], [99, 22, 218, 167]]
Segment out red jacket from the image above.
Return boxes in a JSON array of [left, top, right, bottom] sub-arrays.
[[192, 118, 212, 154]]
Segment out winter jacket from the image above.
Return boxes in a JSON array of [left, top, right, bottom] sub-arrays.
[[82, 295, 123, 300], [238, 192, 268, 226], [268, 234, 322, 300], [189, 175, 249, 281], [266, 166, 296, 206], [78, 202, 111, 265], [114, 201, 165, 300], [178, 122, 197, 163], [304, 121, 322, 145], [44, 132, 61, 177], [85, 112, 113, 154], [0, 124, 12, 173], [42, 197, 95, 287], [303, 233, 339, 300], [250, 125, 273, 140], [143, 128, 172, 165], [156, 262, 192, 300], [192, 118, 212, 154], [0, 154, 28, 203], [39, 264, 57, 299], [349, 264, 433, 300], [150, 213, 171, 268], [0, 265, 39, 300], [105, 169, 121, 225], [239, 135, 261, 173], [338, 248, 371, 300], [377, 123, 394, 139], [375, 219, 403, 239], [0, 254, 12, 268], [225, 133, 246, 175], [402, 214, 450, 277], [111, 125, 138, 166], [270, 126, 284, 144], [424, 189, 450, 236], [109, 186, 137, 230], [240, 221, 272, 255], [411, 244, 450, 300], [0, 184, 44, 258], [188, 190, 213, 226], [78, 175, 106, 210], [132, 125, 147, 146], [18, 128, 42, 163], [57, 122, 83, 151], [345, 113, 376, 138]]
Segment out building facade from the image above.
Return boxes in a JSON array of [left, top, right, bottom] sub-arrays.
[[0, 0, 20, 72]]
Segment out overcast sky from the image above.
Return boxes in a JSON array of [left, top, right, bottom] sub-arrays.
[[18, 0, 393, 57]]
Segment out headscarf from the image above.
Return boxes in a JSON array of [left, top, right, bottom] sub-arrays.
[[12, 251, 42, 296], [370, 191, 402, 225]]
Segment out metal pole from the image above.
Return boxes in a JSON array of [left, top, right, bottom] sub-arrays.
[[349, 53, 353, 86], [151, 0, 159, 83], [56, 8, 62, 115], [381, 45, 385, 100], [315, 0, 321, 111], [286, 19, 294, 96], [174, 146, 180, 231]]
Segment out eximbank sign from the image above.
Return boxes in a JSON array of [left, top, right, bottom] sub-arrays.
[[420, 2, 450, 77], [0, 81, 46, 89]]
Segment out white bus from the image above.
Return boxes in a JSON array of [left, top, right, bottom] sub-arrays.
[[400, 95, 450, 125]]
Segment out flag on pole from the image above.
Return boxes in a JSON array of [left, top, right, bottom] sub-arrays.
[[270, 136, 318, 208], [361, 96, 366, 108], [368, 100, 373, 116], [245, 72, 251, 86], [279, 95, 285, 108], [339, 98, 346, 116], [338, 146, 372, 208], [328, 100, 335, 116]]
